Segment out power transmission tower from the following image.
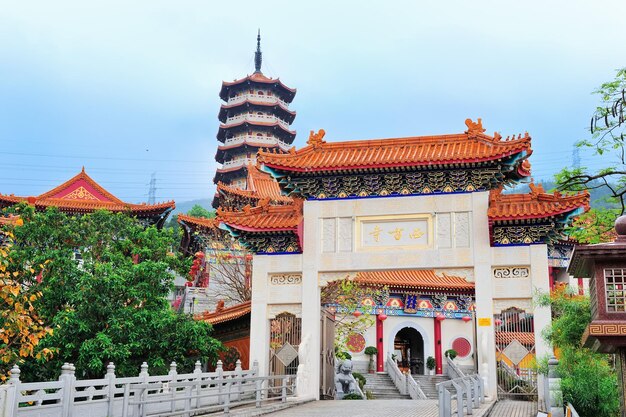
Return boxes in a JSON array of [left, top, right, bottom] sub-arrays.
[[148, 173, 156, 204]]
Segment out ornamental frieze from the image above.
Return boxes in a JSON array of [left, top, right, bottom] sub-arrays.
[[493, 267, 530, 279], [492, 224, 556, 245], [270, 274, 303, 285], [237, 232, 301, 254], [288, 167, 507, 200]]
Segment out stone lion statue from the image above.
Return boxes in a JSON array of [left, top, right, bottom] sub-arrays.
[[335, 359, 357, 398]]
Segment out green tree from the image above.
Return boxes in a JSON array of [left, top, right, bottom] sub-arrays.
[[186, 205, 215, 219], [2, 205, 221, 380], [535, 288, 619, 417], [556, 67, 626, 243]]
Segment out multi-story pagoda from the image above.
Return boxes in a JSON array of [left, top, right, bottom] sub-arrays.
[[213, 31, 296, 192]]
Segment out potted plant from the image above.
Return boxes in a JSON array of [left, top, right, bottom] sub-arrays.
[[426, 356, 436, 375], [364, 346, 378, 373], [444, 349, 458, 361]]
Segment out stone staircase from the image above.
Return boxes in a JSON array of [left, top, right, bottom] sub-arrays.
[[412, 374, 451, 399], [363, 372, 412, 400]]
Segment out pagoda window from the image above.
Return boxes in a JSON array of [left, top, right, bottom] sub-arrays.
[[249, 89, 254, 94], [257, 111, 263, 115], [267, 91, 273, 96], [257, 91, 264, 96], [256, 133, 263, 137]]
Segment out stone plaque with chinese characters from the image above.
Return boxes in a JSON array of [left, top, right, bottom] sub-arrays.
[[357, 214, 432, 251]]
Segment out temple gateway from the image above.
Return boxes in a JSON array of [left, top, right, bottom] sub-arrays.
[[215, 121, 589, 400]]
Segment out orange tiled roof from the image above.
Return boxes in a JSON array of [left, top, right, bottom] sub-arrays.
[[177, 214, 220, 230], [258, 120, 532, 172], [354, 270, 475, 291], [217, 166, 292, 204], [495, 331, 535, 346], [0, 168, 175, 215], [217, 198, 302, 232], [488, 183, 590, 221], [0, 215, 21, 226], [196, 300, 251, 325]]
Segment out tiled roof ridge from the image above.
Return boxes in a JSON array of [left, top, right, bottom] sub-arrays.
[[195, 300, 252, 325], [488, 182, 590, 220], [217, 198, 301, 217], [220, 99, 296, 115], [353, 269, 475, 290], [177, 214, 220, 229], [216, 198, 303, 231]]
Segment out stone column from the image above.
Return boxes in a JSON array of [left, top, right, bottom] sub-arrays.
[[548, 357, 564, 417], [249, 255, 270, 376], [531, 244, 552, 405]]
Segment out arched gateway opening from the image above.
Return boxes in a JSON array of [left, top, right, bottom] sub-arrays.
[[393, 327, 424, 375]]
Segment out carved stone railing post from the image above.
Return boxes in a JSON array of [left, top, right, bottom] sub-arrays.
[[548, 356, 564, 417], [235, 359, 243, 401], [105, 362, 116, 417], [216, 360, 224, 404], [6, 365, 21, 417]]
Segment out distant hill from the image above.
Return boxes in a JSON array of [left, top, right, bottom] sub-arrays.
[[172, 199, 213, 216]]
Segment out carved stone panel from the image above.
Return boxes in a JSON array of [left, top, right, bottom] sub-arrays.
[[493, 267, 530, 279], [321, 218, 336, 253], [356, 214, 432, 251], [437, 213, 452, 248], [454, 212, 470, 248], [270, 274, 303, 285], [337, 217, 353, 252]]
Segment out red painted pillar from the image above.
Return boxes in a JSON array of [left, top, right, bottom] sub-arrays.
[[376, 317, 384, 372], [548, 266, 555, 291], [434, 317, 443, 375], [578, 277, 584, 295]]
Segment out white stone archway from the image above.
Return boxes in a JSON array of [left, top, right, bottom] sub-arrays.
[[387, 320, 432, 374]]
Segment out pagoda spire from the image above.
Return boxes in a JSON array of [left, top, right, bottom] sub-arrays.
[[254, 29, 262, 73]]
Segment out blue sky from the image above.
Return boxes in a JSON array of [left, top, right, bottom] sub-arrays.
[[1, 1, 625, 204]]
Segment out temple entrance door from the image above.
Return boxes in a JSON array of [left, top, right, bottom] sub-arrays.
[[393, 327, 424, 375], [320, 308, 336, 399], [269, 312, 301, 391], [494, 308, 537, 402]]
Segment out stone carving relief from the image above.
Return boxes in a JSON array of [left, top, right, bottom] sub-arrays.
[[454, 212, 470, 248], [270, 274, 303, 285], [437, 213, 452, 248], [493, 267, 530, 279], [322, 218, 336, 253], [337, 217, 353, 252]]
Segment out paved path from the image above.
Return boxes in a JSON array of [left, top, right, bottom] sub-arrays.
[[488, 400, 538, 417], [263, 399, 495, 417]]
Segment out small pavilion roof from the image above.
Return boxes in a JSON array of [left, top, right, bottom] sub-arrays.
[[354, 270, 474, 291], [177, 214, 220, 230], [0, 168, 175, 217], [219, 72, 296, 102], [258, 119, 531, 173], [495, 331, 534, 346], [217, 198, 302, 232], [218, 165, 292, 204], [196, 300, 252, 325], [488, 183, 590, 222]]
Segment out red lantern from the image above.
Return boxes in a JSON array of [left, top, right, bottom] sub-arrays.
[[436, 313, 446, 321], [378, 314, 388, 321], [462, 316, 472, 323], [495, 318, 503, 326], [353, 310, 362, 318]]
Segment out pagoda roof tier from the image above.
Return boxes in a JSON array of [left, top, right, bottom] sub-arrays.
[[217, 198, 302, 232], [217, 120, 296, 142], [0, 169, 175, 227], [195, 300, 251, 325], [218, 100, 296, 123], [220, 72, 296, 103], [213, 166, 248, 186], [177, 214, 220, 231], [258, 119, 531, 174], [216, 140, 290, 164], [214, 164, 293, 209], [488, 183, 590, 223], [353, 270, 474, 292]]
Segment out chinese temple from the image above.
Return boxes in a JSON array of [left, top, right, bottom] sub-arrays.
[[213, 31, 297, 191], [0, 168, 175, 227], [212, 119, 589, 401]]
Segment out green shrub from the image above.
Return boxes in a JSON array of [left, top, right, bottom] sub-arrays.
[[342, 393, 363, 400], [444, 349, 458, 360], [365, 390, 375, 400], [364, 346, 378, 356], [352, 371, 366, 390], [426, 356, 436, 370], [336, 351, 352, 360]]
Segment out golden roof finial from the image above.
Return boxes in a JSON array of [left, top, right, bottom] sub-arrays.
[[307, 129, 326, 147]]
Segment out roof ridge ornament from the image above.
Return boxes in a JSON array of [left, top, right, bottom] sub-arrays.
[[307, 129, 326, 147], [464, 118, 486, 137], [254, 29, 262, 73]]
